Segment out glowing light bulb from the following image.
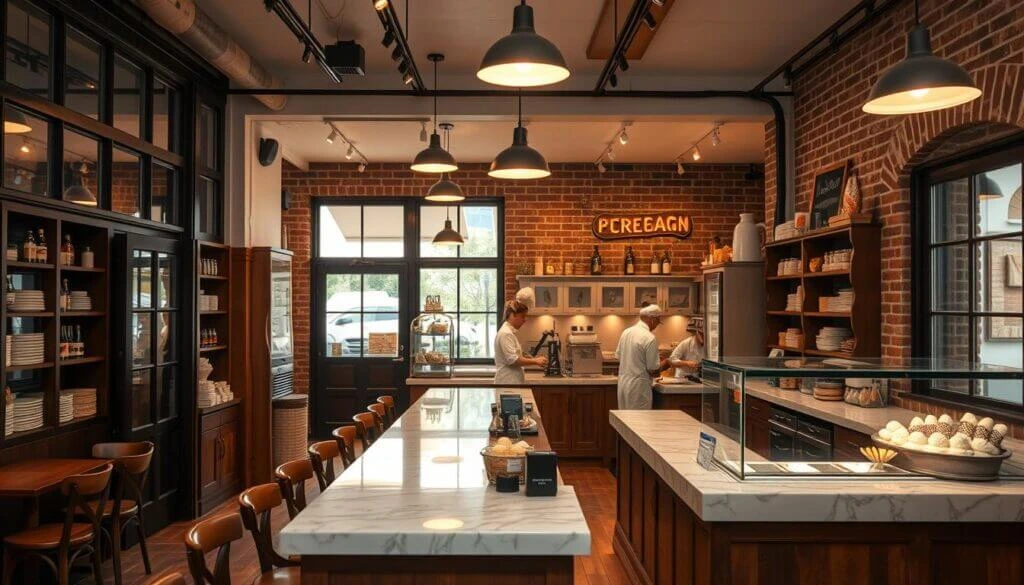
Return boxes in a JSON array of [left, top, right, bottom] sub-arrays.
[[514, 63, 535, 73], [910, 88, 930, 99]]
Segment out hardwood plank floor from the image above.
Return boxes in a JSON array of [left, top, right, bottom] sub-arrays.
[[109, 460, 627, 585]]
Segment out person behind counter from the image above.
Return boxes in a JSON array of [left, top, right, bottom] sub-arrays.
[[494, 299, 548, 385], [615, 304, 670, 409], [668, 317, 705, 378]]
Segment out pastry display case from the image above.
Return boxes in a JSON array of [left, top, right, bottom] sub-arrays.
[[699, 356, 1024, 480], [409, 312, 454, 378]]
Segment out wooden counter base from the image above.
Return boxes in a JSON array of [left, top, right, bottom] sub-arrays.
[[301, 554, 572, 584], [613, 438, 1024, 585]]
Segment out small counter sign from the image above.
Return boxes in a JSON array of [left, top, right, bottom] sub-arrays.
[[592, 211, 693, 241]]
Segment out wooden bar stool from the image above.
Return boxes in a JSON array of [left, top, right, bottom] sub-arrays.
[[376, 395, 397, 426], [367, 403, 388, 431], [92, 441, 155, 585], [2, 463, 113, 585], [184, 513, 242, 585], [238, 483, 300, 579], [307, 441, 342, 490], [352, 412, 380, 451], [331, 425, 357, 466], [274, 459, 315, 520]]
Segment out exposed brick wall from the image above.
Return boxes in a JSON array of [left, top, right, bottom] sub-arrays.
[[776, 0, 1024, 428], [282, 162, 765, 394]]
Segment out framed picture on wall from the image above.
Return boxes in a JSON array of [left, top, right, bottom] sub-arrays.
[[808, 161, 849, 229]]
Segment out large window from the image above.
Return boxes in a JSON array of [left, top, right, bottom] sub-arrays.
[[915, 143, 1023, 409]]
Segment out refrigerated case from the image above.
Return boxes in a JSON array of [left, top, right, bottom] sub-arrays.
[[702, 262, 765, 360]]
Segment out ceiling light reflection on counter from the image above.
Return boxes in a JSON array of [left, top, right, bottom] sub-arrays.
[[477, 1, 570, 87], [422, 518, 464, 530]]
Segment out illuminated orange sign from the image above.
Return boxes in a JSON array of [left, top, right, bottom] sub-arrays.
[[592, 211, 693, 241]]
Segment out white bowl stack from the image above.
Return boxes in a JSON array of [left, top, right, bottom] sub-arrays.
[[774, 221, 799, 240], [10, 290, 45, 311], [68, 388, 97, 419], [13, 393, 44, 432], [59, 390, 75, 424], [819, 288, 854, 312], [816, 326, 853, 352], [10, 333, 45, 365], [69, 291, 92, 311], [4, 335, 10, 367]]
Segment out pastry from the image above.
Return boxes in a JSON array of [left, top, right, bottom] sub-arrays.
[[960, 413, 978, 425], [927, 432, 950, 448], [956, 420, 977, 438], [970, 437, 990, 452], [908, 416, 925, 432], [885, 420, 905, 432], [924, 414, 938, 425], [949, 434, 972, 451], [990, 423, 1008, 448], [890, 428, 909, 445], [936, 421, 956, 438], [878, 428, 893, 441], [908, 431, 928, 445], [938, 414, 954, 424]]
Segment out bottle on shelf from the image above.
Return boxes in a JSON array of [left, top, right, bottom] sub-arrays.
[[36, 229, 47, 264], [60, 278, 71, 311], [201, 328, 208, 348], [661, 251, 672, 274], [75, 325, 83, 357], [61, 234, 74, 266], [60, 326, 69, 360], [590, 245, 603, 275], [650, 254, 661, 275], [624, 246, 636, 275], [80, 245, 93, 268], [22, 230, 35, 263]]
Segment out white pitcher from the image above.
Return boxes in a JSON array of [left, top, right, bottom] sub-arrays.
[[732, 213, 765, 261]]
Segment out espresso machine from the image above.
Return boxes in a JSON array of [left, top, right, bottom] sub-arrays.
[[529, 329, 563, 377], [566, 326, 603, 376]]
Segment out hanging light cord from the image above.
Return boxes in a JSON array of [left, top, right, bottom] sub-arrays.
[[432, 59, 438, 132], [914, 0, 919, 25], [517, 88, 523, 128]]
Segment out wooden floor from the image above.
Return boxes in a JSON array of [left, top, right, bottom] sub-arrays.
[[108, 460, 628, 585]]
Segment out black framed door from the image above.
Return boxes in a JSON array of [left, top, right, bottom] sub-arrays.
[[312, 265, 409, 439], [115, 232, 184, 531]]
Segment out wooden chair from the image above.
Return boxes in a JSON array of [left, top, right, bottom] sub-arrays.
[[238, 483, 300, 578], [352, 412, 380, 451], [367, 403, 388, 431], [307, 440, 342, 490], [376, 395, 397, 426], [184, 513, 242, 585], [92, 441, 155, 585], [146, 571, 187, 585], [2, 463, 113, 585], [274, 459, 315, 520], [331, 425, 357, 466]]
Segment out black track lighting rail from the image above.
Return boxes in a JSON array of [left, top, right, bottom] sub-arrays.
[[264, 0, 342, 84], [227, 88, 790, 98], [373, 0, 425, 93], [751, 0, 902, 93], [593, 0, 652, 94]]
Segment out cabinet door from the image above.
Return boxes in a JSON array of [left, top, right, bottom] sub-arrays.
[[534, 388, 571, 453], [748, 419, 771, 459], [597, 283, 628, 314], [199, 426, 219, 499], [218, 417, 240, 491], [564, 284, 596, 314], [631, 284, 660, 313], [662, 283, 696, 314], [570, 387, 605, 455], [533, 284, 562, 313]]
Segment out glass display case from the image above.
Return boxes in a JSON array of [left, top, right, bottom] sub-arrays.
[[410, 312, 454, 378], [700, 356, 1024, 480]]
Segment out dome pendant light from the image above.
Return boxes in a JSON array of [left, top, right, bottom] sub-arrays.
[[477, 0, 570, 87], [863, 0, 980, 115], [426, 123, 466, 202], [4, 108, 32, 134], [489, 91, 550, 180], [432, 207, 464, 246], [411, 54, 458, 173]]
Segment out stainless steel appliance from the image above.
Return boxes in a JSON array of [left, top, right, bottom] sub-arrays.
[[566, 327, 602, 376], [702, 262, 765, 360]]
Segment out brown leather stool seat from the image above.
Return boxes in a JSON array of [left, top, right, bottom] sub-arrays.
[[4, 523, 94, 549]]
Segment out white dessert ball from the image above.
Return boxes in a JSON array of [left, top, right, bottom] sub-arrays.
[[885, 420, 904, 432], [949, 434, 972, 451], [891, 428, 910, 445], [981, 443, 1002, 456], [938, 414, 954, 424], [878, 428, 894, 441], [960, 412, 978, 425], [970, 437, 990, 451], [909, 431, 928, 445], [927, 432, 950, 448], [924, 414, 938, 425], [908, 416, 925, 431], [978, 417, 994, 430]]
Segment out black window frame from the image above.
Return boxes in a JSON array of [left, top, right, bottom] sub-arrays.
[[912, 134, 1024, 414]]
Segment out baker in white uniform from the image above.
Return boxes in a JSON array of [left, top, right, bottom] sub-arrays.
[[615, 304, 670, 409], [668, 317, 705, 378], [493, 298, 547, 385]]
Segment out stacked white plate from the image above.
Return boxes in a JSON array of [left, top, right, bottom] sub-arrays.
[[69, 388, 97, 418], [10, 333, 45, 365], [785, 286, 803, 311], [819, 288, 854, 312], [785, 327, 803, 348], [59, 390, 75, 424], [3, 397, 13, 437], [816, 326, 853, 351], [775, 221, 799, 240], [4, 335, 10, 367], [10, 290, 45, 311], [69, 291, 92, 311], [13, 393, 44, 432]]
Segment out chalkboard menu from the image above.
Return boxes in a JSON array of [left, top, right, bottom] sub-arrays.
[[809, 161, 849, 229]]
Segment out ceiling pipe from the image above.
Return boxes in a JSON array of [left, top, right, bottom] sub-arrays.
[[593, 0, 652, 94], [135, 0, 286, 110]]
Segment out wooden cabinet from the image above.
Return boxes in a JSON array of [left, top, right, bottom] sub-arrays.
[[534, 388, 571, 452], [652, 392, 701, 419], [744, 395, 772, 459], [198, 404, 240, 515], [569, 387, 605, 455], [833, 425, 873, 461], [517, 276, 699, 316], [531, 385, 614, 460]]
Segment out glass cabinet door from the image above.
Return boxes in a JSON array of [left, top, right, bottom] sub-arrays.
[[598, 284, 627, 314], [533, 284, 561, 312], [631, 284, 659, 312], [565, 284, 595, 314], [705, 273, 721, 360], [664, 283, 695, 314]]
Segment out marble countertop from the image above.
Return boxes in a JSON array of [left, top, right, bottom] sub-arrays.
[[407, 373, 618, 386], [611, 409, 1024, 523], [653, 380, 706, 394], [279, 387, 591, 556]]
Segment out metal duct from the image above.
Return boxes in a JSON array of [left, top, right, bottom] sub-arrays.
[[135, 0, 286, 110]]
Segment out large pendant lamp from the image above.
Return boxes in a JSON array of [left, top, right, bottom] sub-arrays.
[[411, 54, 458, 173], [976, 174, 1003, 200], [489, 91, 550, 180], [4, 108, 32, 134], [432, 207, 464, 246], [426, 123, 465, 202], [862, 0, 980, 115], [477, 0, 570, 87]]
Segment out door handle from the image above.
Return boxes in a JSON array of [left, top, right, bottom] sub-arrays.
[[392, 357, 405, 363]]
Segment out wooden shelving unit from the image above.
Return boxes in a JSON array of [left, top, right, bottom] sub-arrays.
[[2, 204, 110, 444], [764, 224, 881, 359]]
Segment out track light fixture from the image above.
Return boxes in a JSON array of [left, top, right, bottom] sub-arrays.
[[358, 162, 367, 173], [618, 130, 629, 145], [477, 0, 571, 87], [402, 71, 415, 85], [676, 162, 685, 175], [651, 0, 665, 6], [411, 54, 458, 173], [265, 0, 341, 83], [711, 127, 721, 147], [323, 121, 371, 168], [597, 161, 606, 174], [691, 147, 701, 161], [391, 45, 403, 61], [19, 138, 30, 154], [594, 122, 631, 170], [617, 55, 629, 72], [398, 60, 409, 74], [373, 0, 388, 10], [672, 122, 724, 167], [346, 144, 355, 159], [302, 44, 312, 63], [642, 11, 657, 30], [382, 28, 396, 48], [606, 148, 616, 162], [326, 128, 339, 144], [609, 73, 618, 88]]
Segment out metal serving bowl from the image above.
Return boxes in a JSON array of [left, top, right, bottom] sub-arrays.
[[871, 434, 1011, 481]]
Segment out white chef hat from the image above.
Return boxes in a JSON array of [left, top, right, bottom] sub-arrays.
[[639, 304, 663, 317], [515, 287, 536, 309]]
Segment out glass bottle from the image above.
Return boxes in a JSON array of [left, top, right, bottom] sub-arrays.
[[624, 246, 635, 275], [59, 326, 68, 360], [661, 251, 672, 275], [35, 229, 47, 264], [80, 245, 93, 268], [201, 329, 209, 348], [650, 254, 660, 275], [61, 234, 73, 266], [61, 278, 71, 311], [590, 245, 603, 275], [75, 325, 83, 357], [22, 230, 35, 263]]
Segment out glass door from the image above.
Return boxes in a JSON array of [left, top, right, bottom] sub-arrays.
[[705, 272, 722, 361]]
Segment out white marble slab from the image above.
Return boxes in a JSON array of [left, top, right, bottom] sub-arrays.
[[407, 373, 618, 386], [611, 409, 1024, 523], [653, 381, 706, 395], [279, 387, 591, 556]]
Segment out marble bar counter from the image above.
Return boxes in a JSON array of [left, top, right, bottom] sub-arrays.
[[281, 387, 589, 584], [406, 372, 619, 386]]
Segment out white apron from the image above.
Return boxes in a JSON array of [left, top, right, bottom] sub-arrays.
[[494, 321, 527, 385], [614, 321, 660, 409]]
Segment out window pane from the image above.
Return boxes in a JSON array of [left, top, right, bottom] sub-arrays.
[[319, 206, 361, 257], [930, 178, 969, 243], [325, 313, 361, 356], [461, 206, 498, 257], [65, 27, 101, 119], [366, 313, 399, 357], [363, 206, 404, 257], [930, 315, 972, 396], [420, 268, 456, 312], [131, 369, 152, 429], [457, 313, 497, 359], [4, 106, 48, 196], [152, 78, 174, 151], [979, 317, 1022, 406], [363, 274, 399, 310], [976, 164, 1022, 238], [157, 253, 174, 309], [151, 162, 175, 224], [157, 365, 177, 420], [132, 313, 152, 366], [132, 250, 152, 308], [197, 176, 219, 235], [5, 0, 50, 97], [199, 105, 217, 169], [930, 244, 970, 311], [112, 147, 142, 217], [420, 206, 458, 258], [459, 268, 497, 312], [979, 237, 1022, 314], [113, 56, 142, 137], [62, 128, 99, 207], [158, 312, 175, 363], [325, 274, 361, 311]]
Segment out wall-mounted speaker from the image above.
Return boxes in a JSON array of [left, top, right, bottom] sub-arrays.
[[258, 138, 279, 167], [281, 188, 291, 211]]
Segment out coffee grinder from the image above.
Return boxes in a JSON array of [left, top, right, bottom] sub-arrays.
[[529, 329, 563, 377]]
